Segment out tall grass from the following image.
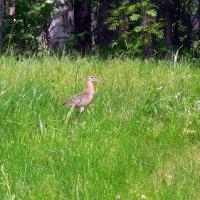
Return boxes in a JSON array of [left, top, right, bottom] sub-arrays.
[[0, 56, 200, 199]]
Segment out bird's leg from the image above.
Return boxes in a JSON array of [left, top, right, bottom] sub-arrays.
[[77, 106, 84, 119], [80, 107, 85, 113]]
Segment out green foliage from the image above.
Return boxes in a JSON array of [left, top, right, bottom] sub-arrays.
[[106, 0, 164, 56], [2, 0, 200, 57], [4, 0, 54, 53]]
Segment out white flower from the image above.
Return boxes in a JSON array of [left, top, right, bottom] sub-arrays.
[[196, 100, 200, 111], [141, 194, 146, 199], [182, 97, 187, 104], [175, 92, 181, 99], [157, 86, 163, 91]]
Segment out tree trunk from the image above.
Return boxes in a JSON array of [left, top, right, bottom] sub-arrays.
[[164, 0, 173, 47], [92, 0, 120, 47], [191, 0, 200, 44], [140, 15, 152, 58], [0, 0, 4, 52], [192, 0, 200, 32], [140, 0, 155, 58], [91, 1, 99, 48], [74, 1, 91, 52], [47, 1, 75, 51], [173, 0, 181, 47]]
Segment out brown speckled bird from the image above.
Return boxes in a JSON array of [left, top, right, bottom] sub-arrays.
[[63, 76, 102, 114]]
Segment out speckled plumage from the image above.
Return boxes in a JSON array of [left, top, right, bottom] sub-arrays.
[[63, 76, 102, 112]]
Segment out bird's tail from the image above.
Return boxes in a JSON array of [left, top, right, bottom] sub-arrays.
[[63, 101, 75, 107]]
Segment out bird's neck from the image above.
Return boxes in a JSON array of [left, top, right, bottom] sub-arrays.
[[86, 81, 95, 94]]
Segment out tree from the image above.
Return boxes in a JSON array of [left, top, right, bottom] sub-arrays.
[[0, 0, 4, 52], [90, 0, 121, 49], [74, 1, 91, 52], [183, 0, 200, 49], [106, 0, 162, 57], [164, 0, 173, 47], [1, 0, 200, 57], [140, 0, 155, 58]]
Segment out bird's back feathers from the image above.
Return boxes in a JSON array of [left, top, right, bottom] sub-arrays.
[[63, 91, 93, 108]]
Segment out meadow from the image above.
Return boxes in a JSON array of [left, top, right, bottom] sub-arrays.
[[0, 56, 200, 200]]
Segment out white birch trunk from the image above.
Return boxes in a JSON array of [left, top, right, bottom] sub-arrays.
[[48, 1, 74, 50]]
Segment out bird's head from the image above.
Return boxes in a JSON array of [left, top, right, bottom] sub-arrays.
[[87, 76, 102, 83]]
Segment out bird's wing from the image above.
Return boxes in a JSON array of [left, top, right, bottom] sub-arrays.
[[63, 92, 88, 107]]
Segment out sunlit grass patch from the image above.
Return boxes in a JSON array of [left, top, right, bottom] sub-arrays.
[[0, 56, 199, 199]]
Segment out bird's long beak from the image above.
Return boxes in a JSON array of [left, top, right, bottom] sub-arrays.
[[94, 78, 103, 83]]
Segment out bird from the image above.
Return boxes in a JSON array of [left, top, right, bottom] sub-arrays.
[[63, 75, 102, 115]]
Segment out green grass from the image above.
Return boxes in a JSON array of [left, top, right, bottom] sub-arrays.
[[0, 56, 200, 200]]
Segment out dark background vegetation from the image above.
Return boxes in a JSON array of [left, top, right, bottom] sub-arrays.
[[0, 0, 200, 60]]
